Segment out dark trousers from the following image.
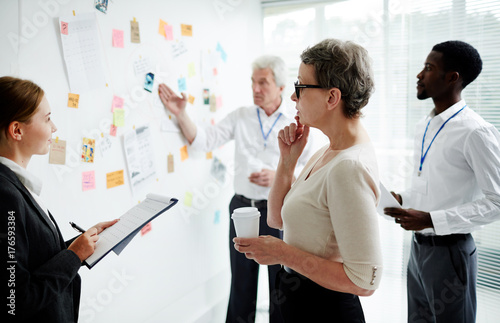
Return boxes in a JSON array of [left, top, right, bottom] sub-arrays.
[[407, 233, 477, 323], [226, 195, 284, 323], [276, 268, 365, 323]]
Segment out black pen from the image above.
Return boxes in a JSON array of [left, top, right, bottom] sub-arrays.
[[69, 221, 86, 234]]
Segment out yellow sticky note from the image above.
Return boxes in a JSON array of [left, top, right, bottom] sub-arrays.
[[68, 93, 79, 108], [106, 170, 124, 189], [167, 153, 174, 173], [180, 145, 188, 161], [158, 19, 168, 37], [188, 95, 195, 105], [187, 62, 195, 77], [113, 109, 125, 127], [206, 151, 213, 160], [49, 139, 66, 165], [181, 24, 193, 36], [184, 191, 193, 207]]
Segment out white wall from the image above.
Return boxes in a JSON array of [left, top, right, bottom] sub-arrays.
[[1, 0, 263, 322]]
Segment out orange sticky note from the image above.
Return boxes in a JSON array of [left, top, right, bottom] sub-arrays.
[[206, 151, 213, 160], [158, 19, 168, 37], [188, 95, 195, 105], [61, 21, 68, 35], [181, 24, 193, 36], [180, 145, 188, 161], [106, 170, 124, 189], [68, 93, 79, 108]]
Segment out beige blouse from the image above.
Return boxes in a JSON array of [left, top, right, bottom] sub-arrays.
[[282, 143, 383, 289]]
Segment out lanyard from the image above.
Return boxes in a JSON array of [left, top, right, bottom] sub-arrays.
[[257, 108, 282, 148], [419, 105, 466, 176]]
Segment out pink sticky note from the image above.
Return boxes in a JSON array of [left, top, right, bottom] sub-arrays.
[[213, 68, 218, 76], [112, 29, 124, 48], [112, 95, 124, 112], [164, 25, 174, 41], [216, 96, 223, 109], [110, 124, 117, 137], [61, 21, 68, 35], [141, 222, 152, 236], [82, 171, 96, 191]]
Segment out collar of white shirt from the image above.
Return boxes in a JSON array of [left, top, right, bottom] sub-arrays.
[[429, 99, 466, 121], [0, 156, 43, 195]]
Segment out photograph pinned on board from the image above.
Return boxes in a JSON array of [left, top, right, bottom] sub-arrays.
[[95, 0, 108, 14], [144, 72, 155, 92], [203, 89, 210, 105]]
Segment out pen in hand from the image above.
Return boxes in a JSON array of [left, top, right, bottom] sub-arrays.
[[69, 221, 86, 234]]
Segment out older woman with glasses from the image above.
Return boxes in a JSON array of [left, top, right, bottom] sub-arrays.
[[233, 39, 383, 322]]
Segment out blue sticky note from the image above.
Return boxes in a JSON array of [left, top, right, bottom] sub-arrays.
[[216, 42, 227, 62], [214, 210, 220, 224], [178, 77, 187, 92]]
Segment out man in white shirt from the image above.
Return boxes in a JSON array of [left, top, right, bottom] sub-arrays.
[[158, 55, 312, 323], [384, 41, 500, 323]]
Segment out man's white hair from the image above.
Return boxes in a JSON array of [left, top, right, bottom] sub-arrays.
[[252, 55, 287, 88]]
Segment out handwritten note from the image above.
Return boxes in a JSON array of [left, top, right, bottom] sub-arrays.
[[167, 153, 174, 173], [112, 95, 124, 112], [106, 170, 124, 189], [98, 135, 112, 157], [181, 24, 193, 36], [164, 24, 174, 41], [130, 20, 140, 43], [68, 93, 80, 108], [180, 145, 188, 161], [60, 21, 68, 35], [112, 29, 124, 48], [82, 170, 96, 191], [113, 109, 125, 127], [178, 77, 187, 92], [49, 139, 66, 165], [81, 138, 95, 163]]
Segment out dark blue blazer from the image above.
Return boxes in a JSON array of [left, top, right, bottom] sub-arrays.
[[0, 163, 82, 322]]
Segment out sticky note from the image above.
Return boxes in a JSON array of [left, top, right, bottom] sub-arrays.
[[188, 62, 196, 77], [167, 153, 174, 173], [141, 222, 152, 236], [184, 191, 193, 207], [113, 109, 125, 127], [216, 96, 223, 109], [130, 20, 140, 43], [110, 124, 117, 137], [214, 210, 220, 224], [61, 21, 68, 35], [188, 94, 195, 105], [178, 77, 187, 92], [206, 151, 213, 160], [164, 24, 174, 41], [180, 145, 188, 161], [213, 68, 218, 76], [158, 19, 168, 37], [210, 94, 217, 112], [216, 42, 227, 62], [106, 170, 124, 189], [68, 93, 79, 108], [81, 138, 95, 163], [112, 29, 124, 48], [112, 95, 124, 112], [49, 139, 66, 165], [181, 24, 193, 37], [82, 170, 96, 191]]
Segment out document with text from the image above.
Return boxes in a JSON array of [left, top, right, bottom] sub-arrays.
[[84, 194, 178, 269], [377, 183, 402, 221]]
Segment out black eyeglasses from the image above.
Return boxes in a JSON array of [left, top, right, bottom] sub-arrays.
[[294, 81, 323, 99]]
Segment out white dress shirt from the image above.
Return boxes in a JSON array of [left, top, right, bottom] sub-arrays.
[[0, 156, 56, 229], [191, 101, 314, 200], [400, 100, 500, 235]]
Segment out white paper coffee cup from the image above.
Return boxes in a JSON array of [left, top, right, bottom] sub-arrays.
[[232, 207, 261, 238]]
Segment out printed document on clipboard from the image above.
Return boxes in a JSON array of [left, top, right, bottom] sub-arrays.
[[377, 183, 402, 221], [84, 194, 178, 269]]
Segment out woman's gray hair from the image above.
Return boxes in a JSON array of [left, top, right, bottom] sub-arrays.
[[300, 39, 374, 118], [252, 55, 287, 88]]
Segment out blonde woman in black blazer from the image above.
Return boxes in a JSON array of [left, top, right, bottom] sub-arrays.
[[0, 77, 117, 322]]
